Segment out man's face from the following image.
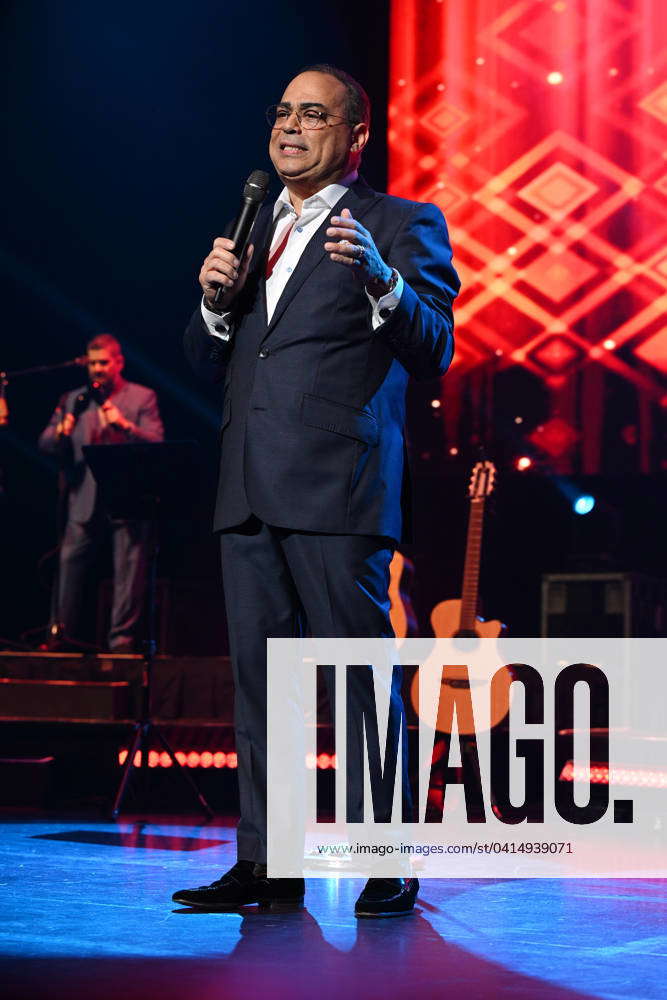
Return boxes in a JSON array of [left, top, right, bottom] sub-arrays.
[[87, 348, 124, 388], [269, 72, 368, 192]]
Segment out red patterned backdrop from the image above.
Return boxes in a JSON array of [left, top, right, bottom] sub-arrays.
[[389, 0, 666, 473]]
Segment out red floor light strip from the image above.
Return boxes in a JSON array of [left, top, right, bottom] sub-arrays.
[[307, 753, 337, 770], [117, 750, 238, 769], [117, 753, 666, 784], [560, 761, 667, 789], [117, 750, 338, 770]]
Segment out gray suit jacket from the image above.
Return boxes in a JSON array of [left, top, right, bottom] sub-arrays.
[[39, 379, 164, 523]]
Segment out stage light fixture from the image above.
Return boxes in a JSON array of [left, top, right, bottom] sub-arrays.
[[516, 456, 532, 470], [573, 494, 595, 515]]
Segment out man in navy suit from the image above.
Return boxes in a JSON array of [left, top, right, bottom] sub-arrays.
[[175, 65, 459, 916], [39, 334, 164, 651]]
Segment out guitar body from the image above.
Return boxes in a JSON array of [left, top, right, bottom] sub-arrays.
[[409, 603, 508, 735], [430, 599, 502, 641]]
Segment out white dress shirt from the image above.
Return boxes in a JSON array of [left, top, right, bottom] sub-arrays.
[[201, 172, 403, 340]]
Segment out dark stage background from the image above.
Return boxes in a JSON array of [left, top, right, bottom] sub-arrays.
[[1, 0, 390, 644], [1, 1, 664, 648]]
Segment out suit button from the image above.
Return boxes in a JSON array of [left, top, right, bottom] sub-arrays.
[[258, 348, 270, 358]]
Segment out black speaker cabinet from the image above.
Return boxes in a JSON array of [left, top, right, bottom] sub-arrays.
[[541, 573, 666, 637]]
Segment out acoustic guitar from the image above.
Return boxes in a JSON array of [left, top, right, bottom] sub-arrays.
[[0, 373, 8, 427], [410, 460, 509, 734], [388, 550, 418, 641]]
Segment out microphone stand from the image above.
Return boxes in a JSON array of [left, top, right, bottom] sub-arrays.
[[0, 357, 87, 384], [0, 356, 89, 429]]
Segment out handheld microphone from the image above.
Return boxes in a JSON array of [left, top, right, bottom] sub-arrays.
[[71, 380, 104, 418], [212, 169, 270, 308], [89, 380, 107, 405]]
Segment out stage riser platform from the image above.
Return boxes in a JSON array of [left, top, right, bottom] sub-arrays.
[[0, 653, 234, 722], [1, 679, 131, 720]]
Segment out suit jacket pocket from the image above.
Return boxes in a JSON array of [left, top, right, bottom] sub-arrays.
[[301, 393, 379, 447]]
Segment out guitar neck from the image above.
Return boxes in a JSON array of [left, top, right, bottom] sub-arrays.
[[459, 498, 485, 631]]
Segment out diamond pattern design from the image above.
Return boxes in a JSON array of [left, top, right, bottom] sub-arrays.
[[529, 334, 585, 374], [518, 8, 585, 58], [529, 417, 580, 458], [634, 329, 667, 374], [520, 249, 598, 302], [518, 163, 599, 218], [390, 0, 667, 471], [638, 82, 667, 126], [421, 102, 470, 139], [424, 180, 469, 215]]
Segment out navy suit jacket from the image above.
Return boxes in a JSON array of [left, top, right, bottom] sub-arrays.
[[39, 380, 164, 523], [184, 178, 459, 543]]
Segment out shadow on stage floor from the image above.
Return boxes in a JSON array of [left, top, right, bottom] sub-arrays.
[[2, 814, 665, 1000]]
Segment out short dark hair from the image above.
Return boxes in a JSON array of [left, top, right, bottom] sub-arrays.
[[299, 63, 371, 127], [87, 333, 122, 356]]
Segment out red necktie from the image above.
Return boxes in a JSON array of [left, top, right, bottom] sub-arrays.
[[265, 219, 295, 279]]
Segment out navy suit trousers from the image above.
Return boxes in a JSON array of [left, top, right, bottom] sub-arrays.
[[220, 518, 412, 864]]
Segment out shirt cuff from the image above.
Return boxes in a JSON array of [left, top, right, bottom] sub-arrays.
[[201, 297, 233, 341], [366, 271, 404, 331]]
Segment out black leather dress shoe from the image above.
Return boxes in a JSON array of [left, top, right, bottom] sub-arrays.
[[354, 877, 419, 917], [172, 860, 305, 910]]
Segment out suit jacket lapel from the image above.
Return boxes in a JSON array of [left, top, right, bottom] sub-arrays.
[[265, 179, 380, 336]]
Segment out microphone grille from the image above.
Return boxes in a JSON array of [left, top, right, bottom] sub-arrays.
[[244, 170, 270, 203]]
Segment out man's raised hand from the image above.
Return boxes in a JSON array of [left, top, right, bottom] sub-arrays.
[[324, 207, 394, 298], [56, 412, 75, 438], [101, 401, 131, 431], [200, 239, 254, 311]]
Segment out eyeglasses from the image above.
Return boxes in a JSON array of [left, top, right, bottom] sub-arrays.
[[266, 105, 353, 130]]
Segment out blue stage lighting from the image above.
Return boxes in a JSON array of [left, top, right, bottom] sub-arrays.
[[573, 494, 595, 515]]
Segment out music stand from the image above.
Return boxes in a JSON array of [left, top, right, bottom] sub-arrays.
[[83, 441, 213, 818]]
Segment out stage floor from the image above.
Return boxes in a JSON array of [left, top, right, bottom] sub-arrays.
[[2, 815, 665, 1000]]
